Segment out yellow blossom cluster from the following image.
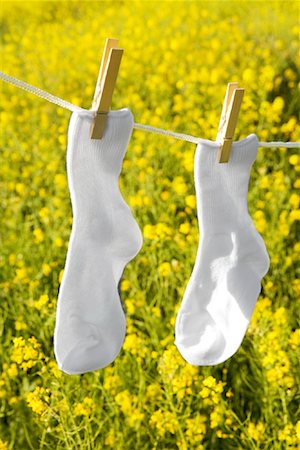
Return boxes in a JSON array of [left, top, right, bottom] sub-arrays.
[[247, 421, 266, 442], [149, 409, 178, 437], [103, 367, 122, 396], [143, 222, 174, 241], [26, 386, 50, 415], [185, 415, 207, 446], [123, 332, 147, 361], [278, 422, 300, 447], [0, 440, 8, 450], [10, 336, 44, 371], [73, 397, 96, 417], [157, 345, 201, 400], [115, 390, 145, 428]]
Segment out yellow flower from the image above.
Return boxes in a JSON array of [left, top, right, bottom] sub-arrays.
[[289, 329, 300, 348], [289, 193, 300, 209], [272, 96, 284, 112], [33, 228, 44, 244], [15, 182, 25, 195], [7, 363, 18, 378], [210, 405, 224, 428], [264, 350, 293, 388], [242, 68, 255, 83], [47, 360, 62, 378], [294, 178, 300, 188], [125, 298, 135, 315], [290, 209, 300, 221], [296, 421, 300, 440], [249, 296, 272, 332], [278, 424, 297, 445], [136, 157, 148, 168], [143, 224, 156, 240], [200, 387, 210, 399], [73, 397, 96, 417], [185, 415, 206, 444], [123, 333, 147, 358], [143, 222, 173, 241], [185, 195, 196, 208], [58, 134, 66, 146], [160, 191, 170, 201], [172, 176, 188, 195], [289, 154, 299, 165], [149, 409, 178, 437], [203, 376, 217, 389], [38, 207, 50, 220], [103, 367, 122, 395], [8, 396, 19, 405], [146, 383, 163, 401], [59, 269, 64, 283], [0, 439, 8, 450], [15, 318, 28, 331], [253, 210, 267, 233], [14, 267, 28, 283], [42, 263, 51, 276], [126, 408, 145, 428], [179, 222, 191, 234], [284, 68, 297, 81], [26, 387, 50, 415], [8, 254, 16, 265], [121, 279, 131, 291], [54, 237, 64, 247], [158, 262, 172, 277], [259, 175, 269, 189], [33, 294, 49, 310], [105, 429, 116, 447], [273, 307, 287, 325], [129, 194, 143, 207], [151, 306, 161, 317], [115, 390, 133, 414], [158, 345, 185, 380], [11, 336, 43, 371], [247, 421, 266, 441], [170, 364, 198, 399], [226, 389, 234, 398], [54, 173, 67, 189]]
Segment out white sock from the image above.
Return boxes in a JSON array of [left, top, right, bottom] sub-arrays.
[[174, 134, 270, 366], [54, 108, 143, 375]]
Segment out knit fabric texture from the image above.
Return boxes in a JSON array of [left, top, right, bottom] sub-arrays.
[[54, 108, 143, 374], [175, 134, 270, 365]]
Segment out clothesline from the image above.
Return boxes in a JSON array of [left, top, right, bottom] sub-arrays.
[[0, 71, 299, 148]]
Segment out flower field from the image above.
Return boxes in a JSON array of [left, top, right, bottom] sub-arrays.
[[0, 1, 299, 449]]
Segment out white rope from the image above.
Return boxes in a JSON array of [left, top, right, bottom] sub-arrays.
[[1, 70, 299, 149], [257, 141, 300, 148], [133, 123, 300, 148], [133, 122, 201, 144], [0, 71, 84, 113]]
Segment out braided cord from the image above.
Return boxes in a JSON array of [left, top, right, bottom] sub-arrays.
[[1, 70, 299, 148]]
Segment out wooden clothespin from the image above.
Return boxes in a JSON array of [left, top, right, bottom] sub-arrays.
[[90, 38, 123, 139], [216, 82, 244, 163]]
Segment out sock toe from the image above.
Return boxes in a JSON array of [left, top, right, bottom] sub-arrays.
[[175, 311, 225, 365], [58, 334, 124, 375], [55, 313, 126, 374]]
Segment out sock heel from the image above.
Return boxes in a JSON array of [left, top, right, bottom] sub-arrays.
[[110, 202, 143, 261]]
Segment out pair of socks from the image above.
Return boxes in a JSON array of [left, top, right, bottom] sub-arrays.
[[53, 108, 270, 374]]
